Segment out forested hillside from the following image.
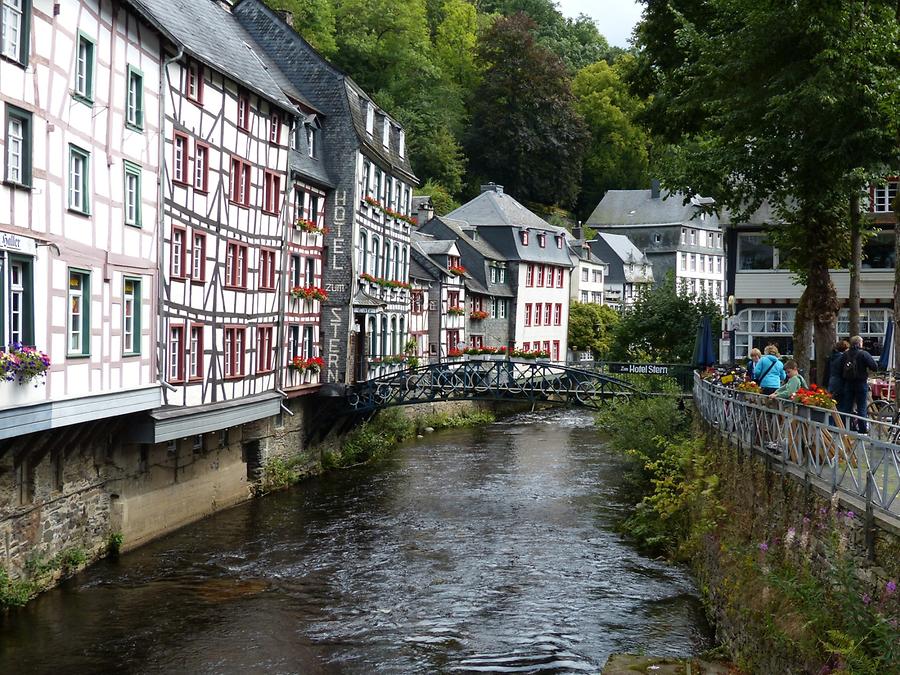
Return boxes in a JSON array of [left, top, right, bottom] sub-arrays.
[[262, 0, 650, 220]]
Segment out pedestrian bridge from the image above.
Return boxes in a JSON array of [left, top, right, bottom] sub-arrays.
[[344, 359, 651, 412]]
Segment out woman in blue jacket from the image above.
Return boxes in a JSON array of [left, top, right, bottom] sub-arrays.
[[754, 345, 785, 395]]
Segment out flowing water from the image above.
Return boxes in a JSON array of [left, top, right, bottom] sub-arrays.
[[0, 409, 712, 673]]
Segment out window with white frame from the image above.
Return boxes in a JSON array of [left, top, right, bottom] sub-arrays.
[[398, 129, 405, 157], [68, 270, 90, 355], [126, 66, 144, 129], [169, 325, 184, 381], [5, 104, 30, 186], [224, 327, 245, 377], [124, 162, 141, 226], [1, 0, 29, 64], [306, 125, 316, 158], [189, 325, 203, 379], [73, 33, 95, 101], [123, 278, 140, 355], [873, 181, 898, 213], [365, 101, 374, 134], [68, 145, 90, 213], [4, 255, 32, 346], [382, 119, 390, 148]]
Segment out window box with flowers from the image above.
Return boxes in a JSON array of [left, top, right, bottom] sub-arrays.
[[0, 343, 52, 406], [447, 306, 465, 316], [288, 356, 324, 384], [470, 310, 488, 321], [294, 218, 326, 235], [291, 286, 328, 302], [448, 265, 466, 277], [359, 273, 410, 291], [447, 348, 464, 360]]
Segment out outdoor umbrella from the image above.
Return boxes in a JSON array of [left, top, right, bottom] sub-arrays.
[[879, 318, 895, 371], [694, 316, 716, 368]]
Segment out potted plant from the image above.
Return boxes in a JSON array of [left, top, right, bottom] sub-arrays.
[[0, 343, 51, 386], [448, 264, 466, 276], [791, 383, 837, 424], [448, 348, 463, 360], [294, 217, 326, 235], [291, 286, 328, 302], [470, 310, 488, 321], [447, 305, 465, 316]]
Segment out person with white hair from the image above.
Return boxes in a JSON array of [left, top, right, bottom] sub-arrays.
[[839, 335, 879, 433]]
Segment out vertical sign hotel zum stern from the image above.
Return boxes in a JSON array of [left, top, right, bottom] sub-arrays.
[[322, 189, 351, 383]]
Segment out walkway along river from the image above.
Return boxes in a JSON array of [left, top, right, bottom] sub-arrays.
[[0, 409, 713, 673]]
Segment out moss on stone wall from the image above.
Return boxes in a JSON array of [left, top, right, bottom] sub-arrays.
[[598, 401, 900, 673]]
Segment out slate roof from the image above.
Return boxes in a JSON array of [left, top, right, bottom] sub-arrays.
[[408, 257, 434, 283], [446, 189, 563, 232], [432, 218, 505, 261], [126, 0, 294, 112], [719, 200, 782, 226], [415, 239, 456, 256], [596, 232, 651, 264], [587, 189, 719, 228], [232, 0, 417, 183]]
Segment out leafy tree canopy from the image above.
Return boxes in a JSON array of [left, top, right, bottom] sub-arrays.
[[572, 57, 650, 220], [264, 0, 338, 57], [612, 273, 722, 363], [465, 13, 588, 208], [568, 302, 620, 357], [415, 180, 461, 217]]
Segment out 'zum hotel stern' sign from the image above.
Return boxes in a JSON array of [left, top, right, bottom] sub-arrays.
[[321, 189, 352, 384]]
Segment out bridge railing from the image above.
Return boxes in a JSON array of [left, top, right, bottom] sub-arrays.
[[693, 374, 900, 521]]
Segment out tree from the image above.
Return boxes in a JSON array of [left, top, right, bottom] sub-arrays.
[[465, 13, 588, 208], [263, 0, 338, 58], [572, 58, 650, 220], [611, 273, 722, 363], [568, 302, 619, 357], [639, 0, 900, 382], [415, 180, 460, 217]]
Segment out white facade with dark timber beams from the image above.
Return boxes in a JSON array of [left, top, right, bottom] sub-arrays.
[[232, 0, 418, 387], [125, 0, 298, 441], [0, 0, 162, 440]]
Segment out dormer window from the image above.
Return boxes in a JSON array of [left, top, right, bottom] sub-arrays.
[[306, 125, 317, 158], [382, 119, 390, 148], [365, 101, 374, 134], [538, 233, 546, 248], [555, 235, 563, 249], [520, 230, 529, 245], [399, 129, 405, 157]]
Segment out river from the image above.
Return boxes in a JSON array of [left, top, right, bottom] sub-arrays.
[[0, 409, 712, 673]]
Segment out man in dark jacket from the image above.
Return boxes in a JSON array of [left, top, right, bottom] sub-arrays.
[[839, 335, 879, 433]]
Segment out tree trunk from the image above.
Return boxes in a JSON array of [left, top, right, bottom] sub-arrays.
[[894, 187, 900, 407], [848, 193, 861, 337], [794, 289, 814, 382], [808, 259, 841, 386]]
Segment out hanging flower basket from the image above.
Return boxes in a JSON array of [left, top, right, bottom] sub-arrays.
[[1, 343, 51, 385], [291, 286, 328, 301]]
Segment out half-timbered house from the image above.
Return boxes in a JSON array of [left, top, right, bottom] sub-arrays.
[[233, 0, 418, 387], [0, 0, 162, 437], [124, 0, 299, 442], [411, 233, 467, 358]]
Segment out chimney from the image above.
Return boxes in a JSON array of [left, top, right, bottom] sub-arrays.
[[480, 182, 504, 195], [416, 200, 434, 227], [650, 179, 661, 199], [277, 9, 294, 26], [572, 225, 583, 241]]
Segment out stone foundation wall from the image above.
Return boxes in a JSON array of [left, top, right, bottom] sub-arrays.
[[694, 422, 900, 672]]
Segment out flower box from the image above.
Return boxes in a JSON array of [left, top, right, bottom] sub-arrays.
[[448, 265, 466, 276], [470, 310, 489, 320], [1, 343, 51, 385], [291, 286, 328, 302], [447, 306, 465, 316], [294, 218, 326, 235]]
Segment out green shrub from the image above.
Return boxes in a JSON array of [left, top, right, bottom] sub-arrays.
[[259, 454, 309, 492], [107, 532, 124, 556], [0, 568, 33, 609]]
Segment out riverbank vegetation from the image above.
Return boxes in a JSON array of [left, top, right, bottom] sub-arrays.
[[596, 397, 900, 672], [1, 545, 91, 610], [259, 407, 497, 489]]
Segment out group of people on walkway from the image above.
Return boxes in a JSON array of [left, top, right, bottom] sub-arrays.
[[747, 336, 880, 433]]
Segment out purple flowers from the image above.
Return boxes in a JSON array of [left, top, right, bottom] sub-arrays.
[[887, 580, 897, 595], [862, 593, 871, 605], [0, 342, 51, 385], [759, 542, 769, 552], [845, 511, 855, 520]]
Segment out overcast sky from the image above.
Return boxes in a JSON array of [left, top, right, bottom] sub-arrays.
[[556, 0, 644, 48]]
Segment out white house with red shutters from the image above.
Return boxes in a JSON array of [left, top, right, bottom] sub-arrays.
[[124, 0, 301, 443], [410, 233, 467, 358], [443, 184, 572, 361]]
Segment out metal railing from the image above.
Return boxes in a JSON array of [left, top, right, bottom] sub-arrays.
[[694, 375, 900, 521]]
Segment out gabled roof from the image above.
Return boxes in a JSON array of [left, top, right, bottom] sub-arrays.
[[346, 81, 417, 184], [446, 189, 563, 232], [430, 217, 506, 261], [415, 239, 456, 256], [587, 189, 718, 228], [596, 233, 650, 265], [408, 256, 434, 283], [126, 0, 295, 112]]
